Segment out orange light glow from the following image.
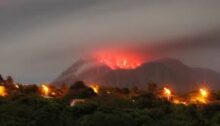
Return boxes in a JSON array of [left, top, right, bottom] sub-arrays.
[[51, 92, 56, 96], [0, 86, 7, 97], [200, 89, 208, 98], [94, 49, 147, 69], [190, 88, 209, 104], [15, 84, 19, 89], [41, 84, 50, 96], [173, 99, 188, 105], [163, 87, 171, 100], [89, 84, 100, 94]]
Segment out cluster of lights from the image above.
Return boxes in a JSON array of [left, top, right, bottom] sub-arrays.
[[0, 82, 100, 98], [0, 83, 57, 98], [40, 83, 101, 97], [0, 81, 211, 106], [162, 87, 209, 105]]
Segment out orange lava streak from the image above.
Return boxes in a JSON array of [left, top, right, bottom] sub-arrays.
[[41, 84, 50, 96], [0, 86, 7, 97], [200, 89, 208, 98], [163, 87, 171, 100], [89, 84, 100, 94], [190, 88, 209, 104]]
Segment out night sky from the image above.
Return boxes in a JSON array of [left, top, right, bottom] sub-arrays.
[[0, 0, 220, 83]]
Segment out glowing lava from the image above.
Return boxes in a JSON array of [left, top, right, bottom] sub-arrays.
[[200, 89, 208, 98], [0, 86, 7, 97], [41, 84, 50, 96], [94, 50, 146, 69], [89, 84, 100, 94], [173, 99, 188, 105], [190, 88, 209, 104], [197, 88, 209, 103], [163, 87, 172, 100]]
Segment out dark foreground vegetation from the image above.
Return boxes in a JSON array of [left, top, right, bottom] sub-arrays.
[[1, 76, 220, 126]]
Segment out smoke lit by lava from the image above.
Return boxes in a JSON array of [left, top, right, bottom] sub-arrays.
[[93, 49, 151, 70]]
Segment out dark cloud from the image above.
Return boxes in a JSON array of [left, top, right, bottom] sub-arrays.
[[0, 0, 220, 83], [147, 28, 220, 54], [94, 28, 220, 56]]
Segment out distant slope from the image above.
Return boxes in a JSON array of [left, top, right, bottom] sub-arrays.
[[53, 58, 220, 92]]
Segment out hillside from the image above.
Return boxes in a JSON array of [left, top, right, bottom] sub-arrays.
[[53, 58, 220, 92]]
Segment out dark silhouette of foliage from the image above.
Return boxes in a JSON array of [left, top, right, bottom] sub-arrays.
[[147, 81, 158, 93], [6, 76, 14, 84], [0, 81, 219, 126], [70, 81, 87, 89], [0, 74, 4, 83], [63, 81, 96, 102]]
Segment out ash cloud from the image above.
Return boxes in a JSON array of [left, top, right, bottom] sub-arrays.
[[0, 0, 220, 83], [142, 28, 220, 54]]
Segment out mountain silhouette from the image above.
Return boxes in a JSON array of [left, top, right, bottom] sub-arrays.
[[53, 58, 220, 92]]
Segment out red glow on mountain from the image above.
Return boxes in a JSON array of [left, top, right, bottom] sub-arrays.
[[94, 50, 147, 70]]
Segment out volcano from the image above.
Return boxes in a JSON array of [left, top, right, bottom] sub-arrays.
[[53, 58, 220, 92]]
